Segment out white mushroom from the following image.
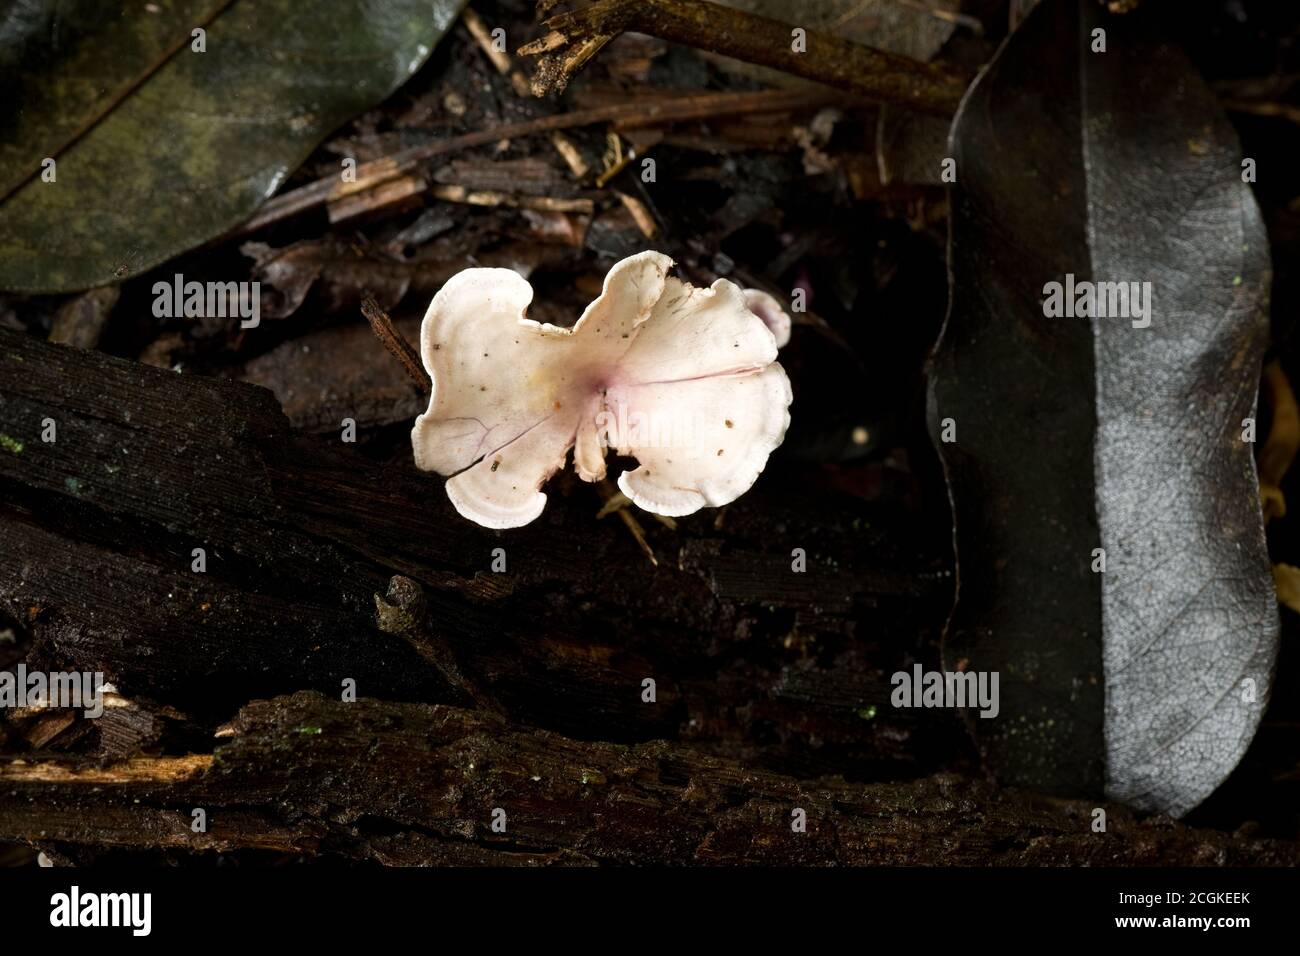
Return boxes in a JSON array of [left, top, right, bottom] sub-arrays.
[[411, 251, 793, 529]]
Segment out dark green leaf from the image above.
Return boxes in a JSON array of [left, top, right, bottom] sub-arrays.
[[0, 0, 464, 292], [0, 0, 229, 201]]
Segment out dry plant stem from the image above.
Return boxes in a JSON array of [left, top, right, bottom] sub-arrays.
[[463, 6, 535, 98], [596, 480, 658, 566], [1260, 359, 1300, 521], [545, 31, 618, 91], [237, 89, 840, 233], [328, 173, 429, 224], [521, 0, 969, 113], [361, 295, 430, 393], [549, 131, 590, 177], [615, 191, 658, 238], [335, 179, 594, 222], [428, 185, 593, 212], [1226, 99, 1300, 127], [615, 508, 658, 566]]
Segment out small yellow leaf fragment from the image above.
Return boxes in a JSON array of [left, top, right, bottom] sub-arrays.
[[1273, 563, 1300, 615]]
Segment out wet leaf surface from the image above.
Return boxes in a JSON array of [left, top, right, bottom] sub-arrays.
[[0, 0, 228, 201], [929, 0, 1277, 816], [0, 0, 465, 292]]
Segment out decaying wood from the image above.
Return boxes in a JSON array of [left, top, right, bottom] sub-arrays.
[[2, 691, 1294, 865], [520, 0, 970, 113], [374, 575, 505, 714], [0, 328, 958, 793], [4, 328, 1292, 863]]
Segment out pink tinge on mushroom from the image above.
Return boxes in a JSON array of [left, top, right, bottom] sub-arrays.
[[742, 288, 792, 349], [411, 250, 793, 528]]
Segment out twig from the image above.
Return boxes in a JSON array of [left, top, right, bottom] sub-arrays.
[[329, 173, 429, 224], [465, 5, 598, 179], [463, 6, 533, 97], [236, 89, 841, 234], [429, 184, 593, 212], [519, 0, 969, 114], [331, 177, 593, 224], [1226, 99, 1300, 126], [374, 576, 505, 715], [361, 295, 431, 393], [595, 481, 659, 566], [615, 191, 658, 238], [595, 131, 634, 187], [549, 131, 591, 178]]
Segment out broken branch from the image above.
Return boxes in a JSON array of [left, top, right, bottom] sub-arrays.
[[519, 0, 970, 113], [3, 692, 1296, 865]]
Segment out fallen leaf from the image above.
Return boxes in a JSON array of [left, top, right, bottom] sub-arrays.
[[241, 318, 426, 432], [0, 0, 465, 292], [1259, 359, 1299, 521], [1273, 564, 1300, 616], [48, 285, 120, 350], [709, 0, 958, 83], [928, 0, 1276, 817], [0, 0, 229, 201]]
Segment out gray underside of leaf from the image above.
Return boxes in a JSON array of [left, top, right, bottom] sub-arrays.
[[1080, 14, 1276, 817], [930, 0, 1277, 817]]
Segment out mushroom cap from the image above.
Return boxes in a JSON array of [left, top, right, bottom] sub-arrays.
[[411, 251, 793, 528], [743, 288, 793, 348]]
